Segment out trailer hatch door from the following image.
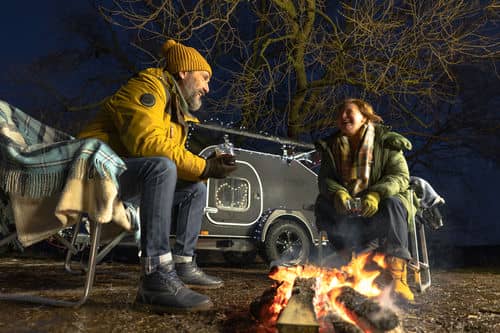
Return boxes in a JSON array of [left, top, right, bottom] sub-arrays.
[[205, 161, 263, 226]]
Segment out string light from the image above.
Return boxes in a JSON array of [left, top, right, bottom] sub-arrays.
[[214, 179, 249, 210], [252, 208, 274, 241]]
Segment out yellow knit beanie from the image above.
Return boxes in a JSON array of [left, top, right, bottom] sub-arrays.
[[161, 40, 212, 77]]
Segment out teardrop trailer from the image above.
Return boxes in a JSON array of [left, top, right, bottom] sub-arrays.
[[185, 123, 324, 265]]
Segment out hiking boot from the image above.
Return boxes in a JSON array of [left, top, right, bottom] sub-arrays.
[[175, 259, 223, 289], [135, 263, 213, 313], [386, 256, 414, 302]]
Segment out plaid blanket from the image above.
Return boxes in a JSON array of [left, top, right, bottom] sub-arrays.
[[0, 100, 130, 246], [0, 100, 126, 197]]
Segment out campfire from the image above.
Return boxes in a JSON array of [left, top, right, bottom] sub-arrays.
[[251, 252, 402, 333]]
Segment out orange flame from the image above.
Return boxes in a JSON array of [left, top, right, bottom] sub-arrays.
[[260, 252, 388, 332]]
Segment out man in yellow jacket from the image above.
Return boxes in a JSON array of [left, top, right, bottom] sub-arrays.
[[79, 40, 237, 312]]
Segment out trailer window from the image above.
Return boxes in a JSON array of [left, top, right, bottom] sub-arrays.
[[214, 177, 250, 211]]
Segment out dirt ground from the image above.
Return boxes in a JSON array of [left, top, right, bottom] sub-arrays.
[[0, 253, 498, 333]]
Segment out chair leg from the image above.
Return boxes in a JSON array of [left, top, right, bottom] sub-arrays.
[[0, 220, 102, 307], [407, 188, 432, 293], [408, 222, 431, 293], [64, 219, 89, 275], [417, 223, 431, 292], [95, 231, 129, 264], [64, 219, 131, 273]]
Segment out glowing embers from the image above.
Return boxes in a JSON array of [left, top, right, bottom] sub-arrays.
[[251, 252, 401, 333]]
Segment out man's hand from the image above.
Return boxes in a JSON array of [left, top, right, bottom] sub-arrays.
[[334, 190, 352, 215], [361, 192, 380, 217], [201, 155, 238, 179]]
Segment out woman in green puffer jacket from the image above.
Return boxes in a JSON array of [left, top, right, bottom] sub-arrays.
[[315, 98, 416, 301]]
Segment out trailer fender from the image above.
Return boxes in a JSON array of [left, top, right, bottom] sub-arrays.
[[260, 209, 315, 243]]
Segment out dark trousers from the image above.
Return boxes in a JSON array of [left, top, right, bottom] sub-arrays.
[[315, 194, 411, 260], [118, 157, 206, 270]]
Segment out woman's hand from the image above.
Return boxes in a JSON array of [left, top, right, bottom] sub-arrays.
[[361, 192, 380, 217], [334, 190, 352, 215]]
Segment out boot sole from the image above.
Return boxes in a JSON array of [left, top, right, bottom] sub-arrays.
[[185, 282, 224, 290]]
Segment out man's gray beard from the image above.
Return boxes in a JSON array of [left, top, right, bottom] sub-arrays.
[[186, 95, 202, 111]]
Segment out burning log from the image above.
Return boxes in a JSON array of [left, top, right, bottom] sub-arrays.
[[323, 312, 363, 333], [335, 286, 399, 332], [276, 278, 319, 333], [250, 284, 279, 321]]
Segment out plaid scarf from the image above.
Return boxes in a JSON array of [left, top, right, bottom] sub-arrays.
[[334, 122, 375, 196], [0, 100, 126, 198]]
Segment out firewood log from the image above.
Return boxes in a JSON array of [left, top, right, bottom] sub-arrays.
[[335, 286, 399, 331], [276, 278, 319, 333], [324, 312, 363, 333], [250, 284, 279, 321]]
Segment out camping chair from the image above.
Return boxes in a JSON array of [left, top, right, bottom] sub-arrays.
[[0, 100, 134, 307], [407, 176, 445, 293]]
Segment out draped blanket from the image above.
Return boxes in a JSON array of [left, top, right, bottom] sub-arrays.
[[0, 100, 131, 246]]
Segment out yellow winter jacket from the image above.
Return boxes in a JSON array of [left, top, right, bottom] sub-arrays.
[[78, 68, 206, 181]]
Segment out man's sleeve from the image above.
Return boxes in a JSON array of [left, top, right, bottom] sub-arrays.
[[107, 75, 206, 180]]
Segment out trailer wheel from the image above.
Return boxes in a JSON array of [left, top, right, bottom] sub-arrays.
[[223, 250, 257, 266], [264, 219, 311, 264]]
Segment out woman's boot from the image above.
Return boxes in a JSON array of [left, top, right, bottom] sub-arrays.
[[386, 256, 414, 301]]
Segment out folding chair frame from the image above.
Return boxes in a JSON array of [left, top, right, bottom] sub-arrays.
[[408, 189, 432, 293], [63, 218, 131, 275], [0, 219, 103, 307]]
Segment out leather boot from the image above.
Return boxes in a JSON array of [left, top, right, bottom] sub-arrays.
[[176, 258, 223, 289], [386, 256, 414, 302], [135, 262, 213, 313]]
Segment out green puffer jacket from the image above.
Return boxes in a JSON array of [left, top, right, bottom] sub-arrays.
[[316, 124, 417, 222]]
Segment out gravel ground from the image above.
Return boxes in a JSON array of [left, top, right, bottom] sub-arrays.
[[0, 254, 498, 333]]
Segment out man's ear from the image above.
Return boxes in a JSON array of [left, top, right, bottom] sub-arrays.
[[178, 71, 188, 80]]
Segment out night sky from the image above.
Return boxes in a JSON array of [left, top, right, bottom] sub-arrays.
[[0, 1, 499, 250], [0, 2, 88, 110], [0, 3, 59, 65]]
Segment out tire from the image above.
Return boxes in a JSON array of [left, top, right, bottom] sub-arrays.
[[223, 250, 258, 266], [264, 219, 311, 265]]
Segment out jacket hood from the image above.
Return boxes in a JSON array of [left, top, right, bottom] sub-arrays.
[[376, 125, 412, 151]]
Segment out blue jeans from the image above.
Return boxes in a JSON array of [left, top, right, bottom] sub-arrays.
[[315, 194, 411, 260], [118, 157, 206, 272]]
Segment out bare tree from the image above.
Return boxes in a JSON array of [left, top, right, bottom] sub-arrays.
[[9, 0, 498, 164], [97, 0, 498, 139]]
